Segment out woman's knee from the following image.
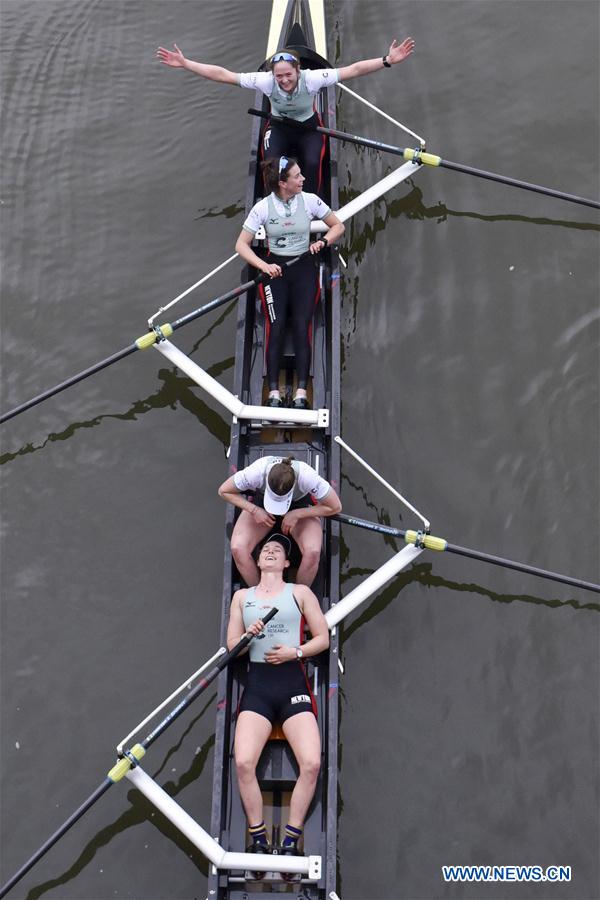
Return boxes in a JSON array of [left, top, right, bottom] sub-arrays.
[[230, 536, 249, 556], [298, 753, 321, 781], [235, 753, 257, 783], [231, 534, 253, 562], [297, 545, 321, 569]]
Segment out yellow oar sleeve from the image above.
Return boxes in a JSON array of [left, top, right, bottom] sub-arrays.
[[403, 149, 442, 167], [405, 530, 447, 552], [135, 324, 174, 350], [107, 744, 146, 782]]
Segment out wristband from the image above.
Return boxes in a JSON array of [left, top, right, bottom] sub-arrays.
[[320, 236, 328, 246], [382, 55, 391, 68]]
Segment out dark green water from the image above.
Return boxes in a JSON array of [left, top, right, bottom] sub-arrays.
[[1, 2, 598, 898]]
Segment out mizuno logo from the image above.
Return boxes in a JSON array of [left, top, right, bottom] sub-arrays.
[[269, 218, 279, 224]]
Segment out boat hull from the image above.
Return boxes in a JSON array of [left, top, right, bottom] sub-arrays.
[[208, 3, 341, 897]]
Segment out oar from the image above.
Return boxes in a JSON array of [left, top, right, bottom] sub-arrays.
[[334, 512, 600, 594], [0, 252, 313, 426], [248, 109, 600, 210], [0, 607, 278, 899]]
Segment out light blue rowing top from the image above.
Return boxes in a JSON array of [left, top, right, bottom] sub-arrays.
[[268, 70, 315, 121], [242, 583, 303, 662], [265, 192, 312, 256]]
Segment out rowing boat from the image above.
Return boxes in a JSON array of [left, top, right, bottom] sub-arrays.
[[2, 1, 430, 893], [208, 2, 341, 895], [1, 3, 598, 899]]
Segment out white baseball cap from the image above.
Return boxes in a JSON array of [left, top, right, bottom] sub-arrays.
[[263, 461, 296, 514], [263, 481, 295, 515]]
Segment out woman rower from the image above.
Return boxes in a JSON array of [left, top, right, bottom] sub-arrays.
[[227, 534, 329, 878], [234, 156, 344, 410], [156, 37, 415, 193], [218, 454, 342, 588]]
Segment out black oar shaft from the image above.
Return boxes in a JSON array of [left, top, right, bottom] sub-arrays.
[[0, 608, 278, 898], [443, 542, 600, 594], [439, 158, 600, 209], [336, 512, 407, 538], [171, 276, 259, 331], [0, 344, 138, 425], [170, 250, 311, 332], [334, 513, 600, 594], [141, 606, 278, 750], [248, 107, 402, 156], [0, 283, 255, 426], [248, 109, 600, 210], [0, 251, 315, 426], [0, 779, 112, 899]]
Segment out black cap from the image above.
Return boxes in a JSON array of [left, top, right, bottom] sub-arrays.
[[261, 533, 292, 558]]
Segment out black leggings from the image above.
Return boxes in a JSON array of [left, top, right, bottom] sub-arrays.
[[259, 254, 320, 390], [262, 113, 327, 195]]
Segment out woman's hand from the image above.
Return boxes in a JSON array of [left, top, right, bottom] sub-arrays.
[[280, 508, 302, 534], [264, 644, 295, 664], [246, 618, 266, 638], [262, 262, 283, 278], [157, 43, 186, 67], [250, 506, 276, 527], [309, 239, 327, 255], [387, 37, 415, 65]]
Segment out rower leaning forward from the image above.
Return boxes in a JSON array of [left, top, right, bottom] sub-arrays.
[[219, 455, 341, 588]]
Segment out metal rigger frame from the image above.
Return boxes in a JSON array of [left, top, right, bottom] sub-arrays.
[[108, 544, 423, 884]]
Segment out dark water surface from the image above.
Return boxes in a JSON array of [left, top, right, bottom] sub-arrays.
[[1, 2, 598, 899]]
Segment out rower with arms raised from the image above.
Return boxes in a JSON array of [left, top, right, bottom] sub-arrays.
[[156, 36, 415, 192]]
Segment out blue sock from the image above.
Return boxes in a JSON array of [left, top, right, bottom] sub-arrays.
[[282, 823, 303, 848], [249, 821, 269, 847]]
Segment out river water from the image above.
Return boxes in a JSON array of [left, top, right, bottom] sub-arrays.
[[1, 2, 598, 899]]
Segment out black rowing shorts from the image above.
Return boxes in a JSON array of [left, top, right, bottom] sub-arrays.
[[239, 661, 317, 724]]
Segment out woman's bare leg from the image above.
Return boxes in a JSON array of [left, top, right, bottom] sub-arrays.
[[290, 517, 323, 586], [234, 711, 273, 824], [230, 511, 272, 586], [282, 712, 321, 827]]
